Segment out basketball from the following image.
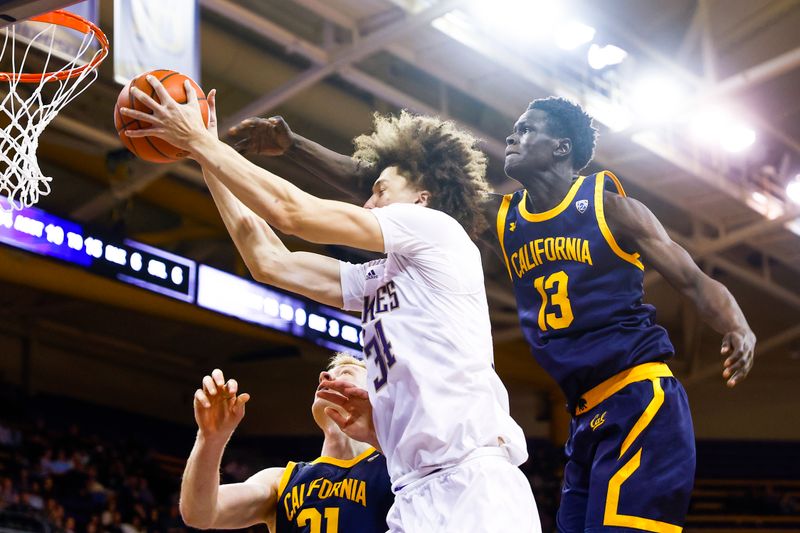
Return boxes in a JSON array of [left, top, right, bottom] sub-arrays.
[[114, 69, 209, 163]]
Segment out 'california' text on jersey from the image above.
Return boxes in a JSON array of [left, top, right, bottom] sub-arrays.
[[276, 448, 393, 533], [496, 171, 674, 409]]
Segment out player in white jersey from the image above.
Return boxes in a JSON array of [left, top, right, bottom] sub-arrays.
[[120, 82, 540, 532]]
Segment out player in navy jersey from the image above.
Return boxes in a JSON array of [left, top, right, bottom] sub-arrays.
[[180, 355, 393, 533], [493, 96, 755, 531]]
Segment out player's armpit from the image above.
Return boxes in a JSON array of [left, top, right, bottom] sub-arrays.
[[211, 467, 284, 529]]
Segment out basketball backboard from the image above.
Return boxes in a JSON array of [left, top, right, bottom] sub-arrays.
[[0, 0, 80, 27]]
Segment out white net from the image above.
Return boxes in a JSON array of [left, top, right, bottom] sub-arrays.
[[0, 12, 107, 212]]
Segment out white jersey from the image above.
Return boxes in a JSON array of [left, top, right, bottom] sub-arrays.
[[339, 203, 527, 487]]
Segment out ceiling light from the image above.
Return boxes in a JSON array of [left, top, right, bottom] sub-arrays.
[[751, 191, 767, 205], [787, 176, 800, 205], [468, 0, 564, 41], [690, 108, 755, 153], [631, 76, 687, 122], [587, 43, 627, 69], [720, 124, 756, 153], [555, 21, 596, 50]]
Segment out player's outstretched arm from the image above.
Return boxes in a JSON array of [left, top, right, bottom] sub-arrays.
[[181, 369, 283, 530], [120, 78, 385, 253], [160, 88, 343, 308], [606, 193, 756, 387], [228, 116, 377, 200], [204, 165, 345, 308]]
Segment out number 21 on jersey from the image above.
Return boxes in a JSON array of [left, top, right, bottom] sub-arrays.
[[297, 507, 339, 532], [533, 270, 573, 330]]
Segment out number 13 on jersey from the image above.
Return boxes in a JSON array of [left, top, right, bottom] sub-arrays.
[[533, 270, 573, 330]]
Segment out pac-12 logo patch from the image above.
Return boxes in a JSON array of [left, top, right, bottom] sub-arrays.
[[575, 199, 589, 213]]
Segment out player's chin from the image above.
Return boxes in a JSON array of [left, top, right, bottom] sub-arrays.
[[503, 160, 524, 181]]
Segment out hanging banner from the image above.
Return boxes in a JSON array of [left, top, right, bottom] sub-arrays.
[[113, 0, 199, 85]]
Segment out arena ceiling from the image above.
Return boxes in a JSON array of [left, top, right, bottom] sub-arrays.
[[2, 0, 800, 434]]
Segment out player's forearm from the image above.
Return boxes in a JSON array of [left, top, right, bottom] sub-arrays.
[[287, 134, 375, 198], [204, 170, 342, 306], [193, 134, 313, 235], [203, 168, 290, 275], [180, 433, 229, 529], [689, 276, 751, 335]]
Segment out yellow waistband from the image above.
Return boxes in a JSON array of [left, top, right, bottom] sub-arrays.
[[575, 362, 673, 416]]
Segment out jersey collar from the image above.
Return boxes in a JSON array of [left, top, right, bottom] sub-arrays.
[[518, 175, 586, 222]]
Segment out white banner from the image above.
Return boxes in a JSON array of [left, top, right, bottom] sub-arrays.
[[113, 0, 199, 85]]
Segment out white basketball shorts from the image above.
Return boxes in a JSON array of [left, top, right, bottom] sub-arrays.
[[386, 448, 541, 532]]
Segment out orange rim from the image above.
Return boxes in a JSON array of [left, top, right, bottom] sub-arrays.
[[0, 10, 109, 83]]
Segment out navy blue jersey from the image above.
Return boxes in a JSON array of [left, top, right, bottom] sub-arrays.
[[496, 171, 674, 407], [275, 447, 393, 533]]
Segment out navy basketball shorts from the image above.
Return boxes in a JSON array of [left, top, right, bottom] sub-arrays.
[[557, 363, 696, 532]]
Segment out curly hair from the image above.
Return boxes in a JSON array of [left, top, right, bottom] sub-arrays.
[[528, 97, 598, 172], [352, 111, 489, 238]]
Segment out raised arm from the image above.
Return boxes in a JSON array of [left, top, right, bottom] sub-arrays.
[[204, 166, 345, 307], [183, 90, 346, 307], [121, 78, 385, 253], [228, 116, 377, 200], [605, 193, 756, 386], [181, 369, 283, 530]]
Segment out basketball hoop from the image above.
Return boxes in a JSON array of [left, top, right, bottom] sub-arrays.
[[0, 10, 108, 212]]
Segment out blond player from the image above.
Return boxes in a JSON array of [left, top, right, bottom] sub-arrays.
[[180, 356, 393, 532]]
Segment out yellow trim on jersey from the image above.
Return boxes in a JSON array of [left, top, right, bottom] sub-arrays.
[[620, 378, 665, 458], [575, 362, 672, 415], [518, 176, 586, 222], [496, 193, 515, 280], [604, 448, 683, 532], [603, 169, 628, 196], [311, 447, 377, 468], [277, 461, 297, 500], [594, 170, 644, 270]]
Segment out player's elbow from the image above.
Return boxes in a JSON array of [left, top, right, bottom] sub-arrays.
[[179, 502, 214, 530], [247, 248, 290, 286]]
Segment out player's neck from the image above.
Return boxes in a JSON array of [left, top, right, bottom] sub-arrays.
[[320, 429, 372, 460], [520, 167, 574, 214]]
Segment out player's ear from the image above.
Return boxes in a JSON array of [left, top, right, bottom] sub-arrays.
[[415, 190, 431, 207], [555, 138, 572, 159]]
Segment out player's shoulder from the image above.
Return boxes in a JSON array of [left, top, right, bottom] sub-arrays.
[[246, 466, 286, 494], [382, 202, 470, 239], [381, 201, 455, 222], [602, 188, 655, 238]]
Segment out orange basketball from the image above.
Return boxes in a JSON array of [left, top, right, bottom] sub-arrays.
[[114, 69, 209, 163]]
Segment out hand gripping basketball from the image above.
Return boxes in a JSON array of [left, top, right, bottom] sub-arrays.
[[119, 73, 212, 161]]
